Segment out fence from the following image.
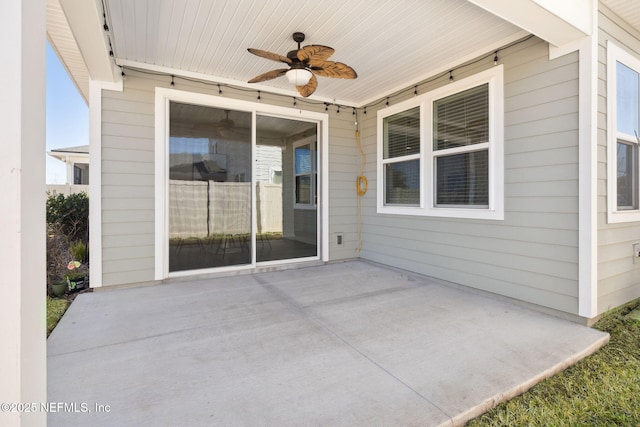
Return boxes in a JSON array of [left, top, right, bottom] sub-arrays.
[[169, 180, 283, 239]]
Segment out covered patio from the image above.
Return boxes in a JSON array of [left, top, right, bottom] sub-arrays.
[[48, 261, 608, 426]]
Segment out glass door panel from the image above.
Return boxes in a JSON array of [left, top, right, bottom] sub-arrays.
[[256, 115, 318, 262], [168, 102, 252, 271]]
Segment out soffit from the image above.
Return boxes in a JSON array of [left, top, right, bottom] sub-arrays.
[[601, 0, 640, 34], [46, 0, 90, 103], [103, 0, 525, 105]]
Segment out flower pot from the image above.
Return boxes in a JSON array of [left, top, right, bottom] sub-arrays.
[[51, 282, 67, 297], [68, 276, 87, 292]]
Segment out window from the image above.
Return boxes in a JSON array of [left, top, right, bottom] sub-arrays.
[[433, 84, 489, 207], [382, 107, 420, 206], [377, 66, 503, 220], [294, 139, 317, 208], [607, 41, 640, 222]]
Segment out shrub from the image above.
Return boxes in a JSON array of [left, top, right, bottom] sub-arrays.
[[47, 223, 71, 289], [46, 192, 89, 243], [69, 240, 87, 263]]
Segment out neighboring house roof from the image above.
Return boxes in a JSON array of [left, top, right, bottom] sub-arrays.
[[48, 145, 89, 163], [49, 145, 89, 154]]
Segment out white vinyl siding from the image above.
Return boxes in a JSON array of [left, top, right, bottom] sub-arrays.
[[363, 36, 581, 315], [99, 71, 358, 286], [101, 86, 156, 286], [598, 5, 640, 313]]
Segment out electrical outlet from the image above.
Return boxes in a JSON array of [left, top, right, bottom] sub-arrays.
[[335, 233, 344, 246], [633, 243, 640, 264]]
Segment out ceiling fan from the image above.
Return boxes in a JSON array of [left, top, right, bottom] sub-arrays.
[[193, 110, 250, 139], [247, 32, 357, 97]]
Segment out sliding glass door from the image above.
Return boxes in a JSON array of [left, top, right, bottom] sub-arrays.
[[167, 102, 319, 273], [168, 103, 252, 272], [256, 115, 318, 262]]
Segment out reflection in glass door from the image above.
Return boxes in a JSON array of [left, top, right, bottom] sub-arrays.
[[168, 102, 252, 272], [256, 115, 318, 262]]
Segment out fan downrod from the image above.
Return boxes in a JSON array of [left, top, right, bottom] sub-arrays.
[[292, 32, 305, 44]]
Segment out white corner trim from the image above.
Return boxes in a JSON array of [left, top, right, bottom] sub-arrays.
[[577, 34, 598, 319], [154, 90, 168, 280], [549, 38, 584, 60], [88, 79, 123, 288], [321, 117, 330, 262]]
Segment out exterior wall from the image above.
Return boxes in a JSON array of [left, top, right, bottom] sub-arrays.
[[359, 36, 582, 315], [597, 5, 640, 313], [99, 70, 358, 286]]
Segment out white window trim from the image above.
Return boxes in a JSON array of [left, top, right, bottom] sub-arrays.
[[607, 40, 640, 223], [377, 65, 504, 220], [154, 88, 329, 280], [293, 138, 317, 210]]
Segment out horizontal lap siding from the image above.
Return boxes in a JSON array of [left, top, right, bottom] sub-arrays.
[[597, 7, 640, 313], [359, 36, 581, 314], [100, 71, 358, 286], [101, 82, 155, 286]]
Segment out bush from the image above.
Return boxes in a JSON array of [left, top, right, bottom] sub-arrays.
[[69, 240, 87, 263], [46, 192, 89, 243], [46, 192, 89, 296], [47, 223, 71, 289]]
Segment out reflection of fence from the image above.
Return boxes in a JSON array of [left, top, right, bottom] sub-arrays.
[[169, 180, 282, 238]]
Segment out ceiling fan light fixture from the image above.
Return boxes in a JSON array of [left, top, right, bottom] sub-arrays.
[[286, 68, 312, 86]]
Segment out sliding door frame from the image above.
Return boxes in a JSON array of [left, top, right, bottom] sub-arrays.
[[154, 88, 329, 280]]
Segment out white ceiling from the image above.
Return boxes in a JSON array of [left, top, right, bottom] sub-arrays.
[[48, 0, 640, 107], [602, 0, 640, 31], [103, 0, 525, 105]]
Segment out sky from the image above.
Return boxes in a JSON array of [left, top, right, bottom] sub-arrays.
[[46, 41, 89, 184]]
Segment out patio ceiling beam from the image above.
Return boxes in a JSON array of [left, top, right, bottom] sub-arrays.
[[58, 0, 119, 84], [467, 0, 593, 47]]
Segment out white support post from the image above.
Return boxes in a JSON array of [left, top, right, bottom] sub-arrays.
[[0, 0, 47, 426]]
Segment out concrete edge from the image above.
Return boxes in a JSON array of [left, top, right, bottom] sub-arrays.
[[446, 333, 611, 426]]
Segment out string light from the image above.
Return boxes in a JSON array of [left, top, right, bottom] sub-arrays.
[[104, 34, 534, 120], [98, 0, 534, 124], [293, 97, 297, 107]]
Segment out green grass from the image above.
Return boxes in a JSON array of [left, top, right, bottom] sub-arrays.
[[47, 296, 71, 337], [467, 298, 640, 426]]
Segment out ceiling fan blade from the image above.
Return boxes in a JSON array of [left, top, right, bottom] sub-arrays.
[[247, 48, 292, 65], [248, 68, 288, 83], [297, 45, 335, 65], [311, 61, 357, 79], [296, 74, 318, 97]]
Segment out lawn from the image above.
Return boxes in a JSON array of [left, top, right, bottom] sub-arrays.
[[468, 298, 640, 426], [47, 296, 70, 337]]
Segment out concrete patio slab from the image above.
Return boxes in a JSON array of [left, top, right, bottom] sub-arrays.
[[48, 260, 608, 426]]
